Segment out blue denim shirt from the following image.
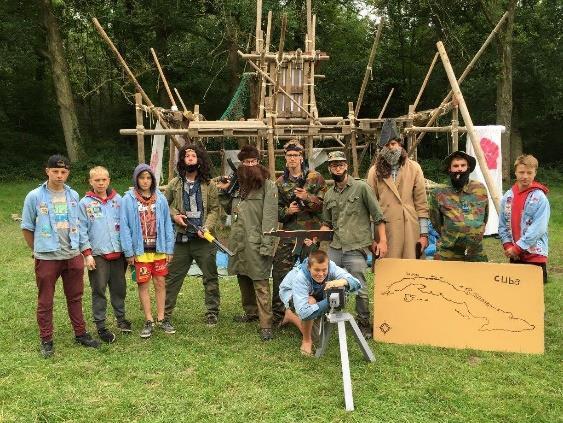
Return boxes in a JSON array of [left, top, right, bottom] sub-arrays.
[[21, 183, 81, 253], [279, 259, 362, 321], [120, 189, 175, 258], [78, 192, 123, 255]]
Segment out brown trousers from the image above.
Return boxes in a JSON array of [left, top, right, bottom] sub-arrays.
[[237, 274, 272, 329]]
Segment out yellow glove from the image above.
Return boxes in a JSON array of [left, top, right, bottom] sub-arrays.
[[324, 279, 347, 290]]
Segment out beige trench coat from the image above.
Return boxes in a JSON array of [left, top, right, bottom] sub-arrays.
[[366, 159, 429, 258]]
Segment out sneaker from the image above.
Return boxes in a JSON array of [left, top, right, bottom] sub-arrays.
[[259, 328, 273, 341], [98, 327, 116, 344], [116, 319, 132, 333], [158, 318, 176, 334], [75, 332, 101, 348], [40, 340, 54, 358], [205, 314, 218, 327], [233, 314, 259, 323], [357, 320, 373, 340], [140, 320, 154, 338]]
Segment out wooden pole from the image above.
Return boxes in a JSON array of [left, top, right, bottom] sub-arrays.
[[255, 0, 263, 52], [271, 14, 287, 121], [168, 141, 176, 183], [348, 102, 359, 178], [309, 14, 318, 118], [265, 11, 272, 53], [92, 17, 184, 149], [408, 11, 510, 155], [267, 127, 276, 180], [173, 87, 188, 113], [377, 87, 394, 119], [412, 52, 439, 111], [150, 48, 177, 110], [135, 93, 145, 164], [407, 104, 417, 161], [451, 106, 459, 151], [437, 41, 501, 213], [355, 17, 385, 117]]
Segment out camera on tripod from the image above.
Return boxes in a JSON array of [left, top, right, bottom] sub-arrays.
[[326, 286, 347, 311]]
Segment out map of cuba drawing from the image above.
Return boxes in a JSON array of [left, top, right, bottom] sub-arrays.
[[373, 258, 544, 354]]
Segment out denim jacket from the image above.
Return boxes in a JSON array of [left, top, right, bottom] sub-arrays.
[[21, 183, 81, 253], [78, 191, 123, 255], [499, 187, 550, 256], [279, 258, 362, 321], [120, 189, 175, 258]]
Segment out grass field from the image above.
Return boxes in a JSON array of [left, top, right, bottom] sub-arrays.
[[0, 178, 561, 422]]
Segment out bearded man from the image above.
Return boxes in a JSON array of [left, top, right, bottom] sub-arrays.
[[429, 150, 489, 262], [217, 144, 278, 341], [366, 118, 429, 258]]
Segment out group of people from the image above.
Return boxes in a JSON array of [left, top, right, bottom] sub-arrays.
[[21, 119, 550, 358]]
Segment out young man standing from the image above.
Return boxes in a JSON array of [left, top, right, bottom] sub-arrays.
[[499, 154, 550, 283], [271, 140, 327, 326], [366, 119, 429, 258], [320, 151, 387, 339], [429, 151, 489, 262], [165, 143, 221, 329], [21, 155, 100, 357], [217, 144, 278, 341]]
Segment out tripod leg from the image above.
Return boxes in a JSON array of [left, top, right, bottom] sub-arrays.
[[315, 316, 333, 358], [337, 320, 354, 411], [349, 318, 376, 362]]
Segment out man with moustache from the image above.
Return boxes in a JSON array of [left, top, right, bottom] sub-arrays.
[[429, 150, 488, 262], [320, 151, 387, 339], [164, 143, 221, 331], [217, 144, 278, 341], [271, 139, 327, 327], [366, 119, 429, 259]]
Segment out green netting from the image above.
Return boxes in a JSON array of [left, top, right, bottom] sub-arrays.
[[219, 72, 253, 121]]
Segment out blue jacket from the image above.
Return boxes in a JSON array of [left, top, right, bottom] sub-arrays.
[[78, 190, 123, 255], [279, 258, 362, 321], [120, 189, 175, 258], [499, 184, 550, 257], [21, 182, 82, 253]]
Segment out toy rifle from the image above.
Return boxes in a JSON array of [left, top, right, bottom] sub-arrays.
[[185, 219, 234, 256], [264, 229, 333, 256], [279, 176, 307, 210], [219, 158, 240, 197]]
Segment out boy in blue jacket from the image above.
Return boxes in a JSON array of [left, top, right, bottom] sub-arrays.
[[21, 155, 100, 357], [120, 164, 174, 338], [79, 166, 131, 343], [279, 250, 362, 356]]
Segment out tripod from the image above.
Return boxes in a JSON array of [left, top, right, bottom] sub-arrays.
[[315, 310, 375, 411]]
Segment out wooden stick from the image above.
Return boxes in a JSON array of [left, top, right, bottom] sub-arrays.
[[265, 11, 272, 53], [173, 87, 188, 112], [377, 87, 394, 119], [355, 17, 385, 117], [309, 14, 318, 118], [408, 11, 509, 155], [150, 48, 177, 109], [256, 0, 263, 52], [348, 102, 359, 178], [437, 41, 500, 213], [451, 106, 459, 151], [92, 17, 183, 149], [135, 93, 145, 164], [306, 0, 312, 44], [244, 58, 319, 123], [271, 14, 287, 120], [412, 52, 439, 111]]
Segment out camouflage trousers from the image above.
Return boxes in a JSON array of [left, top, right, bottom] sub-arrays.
[[434, 237, 488, 262]]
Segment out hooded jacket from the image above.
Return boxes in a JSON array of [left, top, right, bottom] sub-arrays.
[[279, 258, 361, 321], [499, 181, 550, 260], [120, 164, 174, 257]]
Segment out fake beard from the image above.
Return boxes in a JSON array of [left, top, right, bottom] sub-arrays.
[[237, 164, 269, 194], [381, 146, 402, 165], [331, 170, 347, 183], [449, 170, 470, 190], [185, 163, 199, 173]]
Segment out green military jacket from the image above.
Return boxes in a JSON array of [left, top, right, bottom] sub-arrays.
[[429, 179, 489, 248], [165, 176, 220, 234], [219, 180, 278, 280], [322, 177, 385, 252], [276, 169, 327, 235]]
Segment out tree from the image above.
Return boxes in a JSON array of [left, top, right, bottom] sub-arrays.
[[40, 0, 84, 162]]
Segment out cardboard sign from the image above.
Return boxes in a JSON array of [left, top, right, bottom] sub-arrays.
[[373, 259, 544, 354]]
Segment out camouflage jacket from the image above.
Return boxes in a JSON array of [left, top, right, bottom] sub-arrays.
[[276, 169, 327, 236], [429, 180, 489, 248]]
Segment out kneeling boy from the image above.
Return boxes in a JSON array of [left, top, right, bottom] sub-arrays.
[[279, 250, 361, 355]]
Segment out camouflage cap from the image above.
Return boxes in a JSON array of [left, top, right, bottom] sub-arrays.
[[327, 151, 347, 162]]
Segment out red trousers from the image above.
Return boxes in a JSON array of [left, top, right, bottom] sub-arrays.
[[35, 255, 86, 341]]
